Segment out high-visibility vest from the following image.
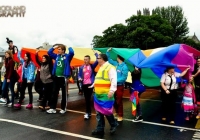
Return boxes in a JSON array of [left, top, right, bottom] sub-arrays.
[[94, 63, 115, 95]]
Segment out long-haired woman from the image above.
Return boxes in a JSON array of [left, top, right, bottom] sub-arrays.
[[14, 51, 36, 109], [35, 49, 54, 110], [2, 51, 15, 107]]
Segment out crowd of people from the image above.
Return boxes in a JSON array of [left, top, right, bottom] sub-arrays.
[[0, 38, 200, 135]]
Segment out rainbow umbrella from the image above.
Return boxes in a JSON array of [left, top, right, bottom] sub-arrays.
[[16, 47, 100, 68], [138, 44, 200, 87], [94, 48, 146, 72]]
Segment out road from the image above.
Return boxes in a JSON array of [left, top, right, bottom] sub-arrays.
[[0, 87, 200, 140]]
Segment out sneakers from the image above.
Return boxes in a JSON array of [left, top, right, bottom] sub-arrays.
[[117, 117, 123, 121], [3, 102, 12, 107], [26, 104, 33, 109], [84, 113, 91, 119], [169, 121, 175, 125], [132, 116, 143, 122], [46, 109, 56, 114], [14, 103, 21, 109], [60, 109, 66, 114], [7, 103, 13, 107], [0, 98, 6, 103], [162, 117, 167, 121]]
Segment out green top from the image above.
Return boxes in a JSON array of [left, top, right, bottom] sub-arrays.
[[56, 56, 65, 76]]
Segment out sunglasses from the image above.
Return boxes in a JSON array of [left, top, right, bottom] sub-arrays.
[[97, 58, 101, 59]]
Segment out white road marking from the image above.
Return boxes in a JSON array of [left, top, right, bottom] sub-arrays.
[[0, 103, 197, 132], [0, 118, 103, 140], [192, 132, 200, 140], [67, 109, 199, 132]]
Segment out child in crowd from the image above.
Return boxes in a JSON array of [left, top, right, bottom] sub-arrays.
[[182, 76, 196, 121]]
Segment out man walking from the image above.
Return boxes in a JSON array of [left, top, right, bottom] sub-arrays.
[[106, 48, 128, 121], [78, 51, 98, 119], [91, 54, 118, 135]]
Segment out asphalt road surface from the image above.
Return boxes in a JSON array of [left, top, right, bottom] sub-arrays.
[[0, 88, 200, 140]]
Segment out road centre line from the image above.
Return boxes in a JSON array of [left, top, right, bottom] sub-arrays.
[[0, 118, 104, 140], [66, 109, 199, 132], [0, 102, 197, 132]]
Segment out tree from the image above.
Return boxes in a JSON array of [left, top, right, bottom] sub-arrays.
[[93, 15, 173, 49], [125, 15, 173, 49], [92, 24, 127, 48], [152, 6, 189, 43], [92, 35, 103, 48]]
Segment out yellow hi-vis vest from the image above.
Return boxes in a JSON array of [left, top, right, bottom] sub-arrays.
[[94, 63, 115, 95]]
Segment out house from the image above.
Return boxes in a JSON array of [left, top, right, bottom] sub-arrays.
[[188, 33, 200, 43], [36, 42, 52, 50], [0, 47, 6, 63]]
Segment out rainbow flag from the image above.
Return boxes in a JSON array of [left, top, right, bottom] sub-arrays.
[[94, 93, 114, 115], [130, 91, 139, 116]]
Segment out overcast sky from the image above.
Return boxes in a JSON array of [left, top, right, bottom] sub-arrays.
[[0, 0, 199, 50]]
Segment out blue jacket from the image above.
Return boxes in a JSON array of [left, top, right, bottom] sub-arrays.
[[78, 53, 98, 84], [106, 52, 128, 85], [48, 47, 74, 78], [18, 51, 36, 82]]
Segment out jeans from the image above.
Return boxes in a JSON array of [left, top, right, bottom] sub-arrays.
[[114, 85, 124, 117], [42, 82, 54, 108], [77, 80, 83, 93], [2, 78, 15, 104], [136, 92, 142, 116], [50, 77, 67, 110], [19, 78, 34, 104], [1, 80, 7, 98], [34, 80, 44, 100], [82, 84, 93, 114], [96, 111, 118, 131]]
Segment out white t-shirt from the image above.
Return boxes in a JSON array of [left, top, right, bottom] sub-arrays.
[[160, 72, 181, 90]]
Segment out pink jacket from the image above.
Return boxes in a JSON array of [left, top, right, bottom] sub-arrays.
[[183, 84, 196, 103]]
